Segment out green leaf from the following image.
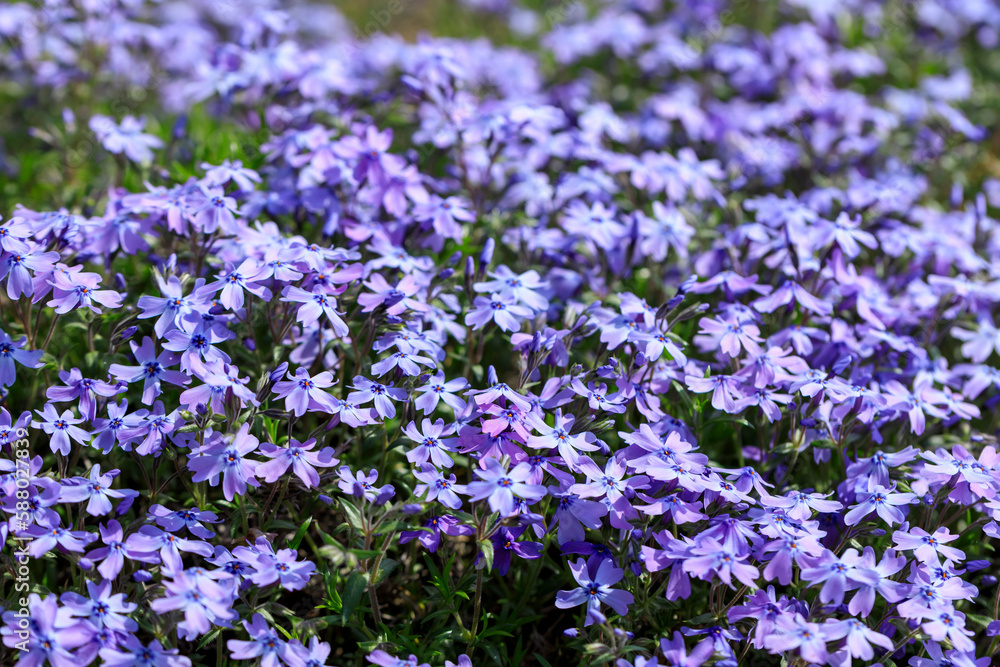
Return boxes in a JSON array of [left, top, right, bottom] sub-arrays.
[[340, 571, 369, 626], [533, 654, 555, 667], [372, 557, 398, 585], [479, 538, 495, 573], [195, 628, 222, 650], [338, 498, 365, 532], [289, 517, 312, 549]]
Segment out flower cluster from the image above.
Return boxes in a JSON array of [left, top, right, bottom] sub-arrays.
[[2, 0, 1000, 666]]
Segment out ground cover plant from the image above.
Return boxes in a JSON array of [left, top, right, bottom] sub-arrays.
[[1, 0, 1000, 665]]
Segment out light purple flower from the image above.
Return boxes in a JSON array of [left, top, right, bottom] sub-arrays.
[[272, 368, 339, 417], [0, 329, 44, 388], [555, 558, 634, 626], [187, 423, 262, 501], [464, 458, 547, 516]]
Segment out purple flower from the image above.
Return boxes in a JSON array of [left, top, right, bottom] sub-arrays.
[[90, 114, 163, 163], [99, 635, 192, 667], [696, 316, 763, 357], [125, 525, 214, 572], [205, 259, 273, 310], [464, 458, 547, 516], [280, 286, 350, 336], [555, 558, 635, 626], [414, 373, 468, 414], [108, 336, 189, 405], [137, 275, 206, 338], [0, 329, 44, 388], [335, 125, 403, 185], [844, 484, 915, 526], [403, 418, 457, 469], [149, 570, 238, 640], [187, 424, 261, 501], [549, 490, 609, 544], [228, 613, 304, 667], [372, 349, 435, 377], [190, 187, 241, 235], [60, 578, 137, 632], [366, 649, 429, 667], [0, 216, 31, 254], [59, 464, 138, 516], [23, 522, 97, 557], [474, 266, 550, 312], [272, 368, 339, 417], [763, 614, 829, 664], [412, 464, 465, 509], [799, 551, 855, 605], [45, 367, 122, 422], [148, 505, 220, 540], [33, 403, 90, 455], [485, 525, 542, 575], [162, 321, 233, 373], [822, 618, 893, 662], [892, 525, 965, 564], [816, 212, 878, 259], [178, 358, 257, 414], [47, 268, 124, 314], [527, 410, 600, 470], [115, 400, 179, 456], [232, 536, 317, 591], [1, 594, 94, 666], [348, 376, 407, 420], [337, 466, 390, 503], [751, 280, 832, 316], [569, 456, 649, 504], [0, 246, 59, 300], [465, 293, 533, 332], [658, 631, 715, 667], [682, 537, 760, 590], [399, 515, 474, 553], [86, 520, 149, 579], [679, 625, 744, 658], [257, 438, 338, 487], [842, 546, 908, 617]]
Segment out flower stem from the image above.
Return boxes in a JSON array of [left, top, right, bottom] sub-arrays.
[[469, 568, 484, 642]]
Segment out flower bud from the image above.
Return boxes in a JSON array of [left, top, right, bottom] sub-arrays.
[[269, 362, 289, 383], [479, 237, 495, 267]]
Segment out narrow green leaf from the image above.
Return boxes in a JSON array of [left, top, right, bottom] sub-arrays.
[[289, 517, 312, 549], [479, 538, 495, 573], [340, 571, 369, 626], [338, 498, 365, 532]]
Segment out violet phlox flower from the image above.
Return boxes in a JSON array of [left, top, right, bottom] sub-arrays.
[[272, 367, 339, 417], [187, 423, 262, 501], [555, 557, 635, 626], [257, 438, 339, 487]]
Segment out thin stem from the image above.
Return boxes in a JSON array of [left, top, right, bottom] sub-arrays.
[[469, 567, 484, 642]]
